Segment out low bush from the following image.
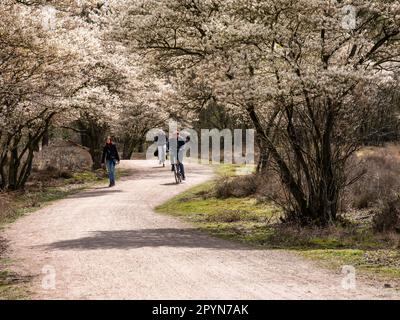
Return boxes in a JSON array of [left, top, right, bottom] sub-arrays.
[[0, 193, 14, 224], [59, 171, 74, 179], [29, 166, 71, 183], [215, 174, 258, 198], [373, 196, 400, 233], [346, 147, 400, 210], [214, 169, 287, 210]]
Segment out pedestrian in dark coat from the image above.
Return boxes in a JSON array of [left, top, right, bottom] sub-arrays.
[[101, 136, 120, 187]]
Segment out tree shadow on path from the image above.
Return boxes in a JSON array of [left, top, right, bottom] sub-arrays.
[[42, 228, 251, 251], [67, 190, 124, 199]]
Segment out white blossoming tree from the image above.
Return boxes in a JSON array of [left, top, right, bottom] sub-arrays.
[[112, 0, 400, 225], [0, 1, 83, 189]]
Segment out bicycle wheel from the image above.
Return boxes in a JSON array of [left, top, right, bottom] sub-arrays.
[[176, 162, 182, 183], [177, 170, 182, 183], [173, 165, 180, 184]]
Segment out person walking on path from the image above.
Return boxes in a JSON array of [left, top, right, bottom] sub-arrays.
[[101, 136, 120, 187], [155, 130, 168, 167]]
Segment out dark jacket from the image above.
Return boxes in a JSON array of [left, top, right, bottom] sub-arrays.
[[167, 138, 185, 154], [101, 143, 120, 163]]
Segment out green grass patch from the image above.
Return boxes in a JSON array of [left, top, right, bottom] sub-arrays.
[[65, 171, 102, 184], [0, 263, 31, 300], [302, 249, 365, 265], [156, 178, 281, 247], [11, 187, 86, 220], [302, 249, 400, 278], [214, 163, 255, 177], [65, 168, 132, 185]]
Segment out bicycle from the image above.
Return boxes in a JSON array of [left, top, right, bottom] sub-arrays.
[[172, 160, 183, 184]]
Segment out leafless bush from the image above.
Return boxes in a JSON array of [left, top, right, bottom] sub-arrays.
[[214, 170, 287, 211], [345, 147, 400, 209], [33, 140, 93, 172], [28, 166, 73, 185], [215, 175, 258, 198], [0, 193, 14, 222], [373, 196, 400, 233], [45, 166, 73, 180], [256, 171, 286, 204]]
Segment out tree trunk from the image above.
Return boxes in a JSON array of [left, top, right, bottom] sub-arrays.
[[17, 148, 34, 190], [0, 137, 11, 190], [122, 137, 135, 160], [257, 142, 270, 174], [42, 127, 50, 148], [8, 146, 20, 191], [77, 118, 108, 170], [246, 104, 326, 225]]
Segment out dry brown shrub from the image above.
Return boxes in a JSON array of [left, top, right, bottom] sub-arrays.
[[0, 193, 14, 223], [346, 146, 400, 210], [373, 197, 400, 233], [215, 174, 258, 198]]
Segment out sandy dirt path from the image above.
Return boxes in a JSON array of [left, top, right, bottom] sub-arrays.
[[2, 160, 399, 299]]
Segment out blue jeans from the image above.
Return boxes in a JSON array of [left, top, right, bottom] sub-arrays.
[[170, 151, 185, 178], [175, 162, 185, 178], [106, 159, 116, 185], [179, 162, 185, 178]]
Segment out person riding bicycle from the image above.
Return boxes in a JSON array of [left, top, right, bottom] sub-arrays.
[[167, 131, 189, 181]]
